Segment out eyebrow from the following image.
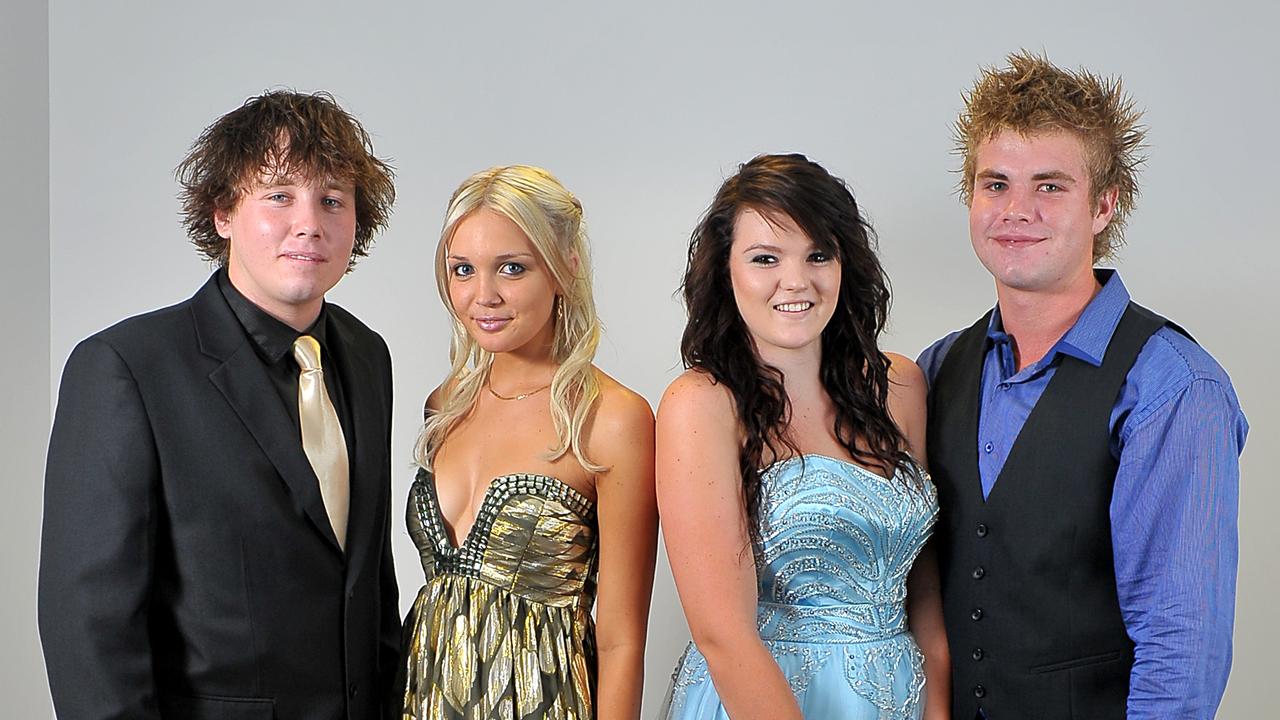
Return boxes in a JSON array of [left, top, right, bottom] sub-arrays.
[[259, 174, 351, 191], [975, 169, 1078, 183], [1031, 171, 1077, 183], [447, 252, 537, 262], [741, 243, 783, 254]]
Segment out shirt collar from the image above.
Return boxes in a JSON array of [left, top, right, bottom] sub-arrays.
[[986, 268, 1131, 368], [217, 267, 329, 364]]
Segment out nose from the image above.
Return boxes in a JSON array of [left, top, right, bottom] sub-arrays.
[[474, 272, 502, 307], [1000, 185, 1035, 223], [293, 199, 323, 238], [780, 259, 809, 292]]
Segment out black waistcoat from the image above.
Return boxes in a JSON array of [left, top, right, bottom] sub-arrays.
[[927, 302, 1167, 720]]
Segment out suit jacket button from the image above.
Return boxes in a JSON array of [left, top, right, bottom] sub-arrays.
[[972, 648, 984, 661], [348, 683, 358, 698], [970, 607, 983, 621], [976, 522, 989, 537], [972, 566, 985, 580], [974, 685, 986, 698]]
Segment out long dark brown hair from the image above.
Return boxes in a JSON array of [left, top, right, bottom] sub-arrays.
[[680, 153, 918, 542]]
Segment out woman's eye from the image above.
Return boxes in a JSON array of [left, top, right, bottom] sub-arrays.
[[450, 263, 474, 278], [499, 262, 526, 276], [749, 254, 778, 266], [322, 196, 342, 207], [809, 251, 832, 263]]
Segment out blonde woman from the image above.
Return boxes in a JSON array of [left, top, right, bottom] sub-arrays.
[[401, 166, 657, 720]]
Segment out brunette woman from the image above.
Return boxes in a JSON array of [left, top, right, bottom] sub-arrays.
[[658, 155, 950, 719]]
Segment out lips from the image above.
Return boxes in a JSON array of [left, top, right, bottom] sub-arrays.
[[280, 251, 325, 263], [992, 233, 1045, 247], [472, 316, 512, 332], [774, 301, 814, 313]]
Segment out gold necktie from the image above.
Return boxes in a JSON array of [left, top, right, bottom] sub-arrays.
[[293, 335, 349, 550]]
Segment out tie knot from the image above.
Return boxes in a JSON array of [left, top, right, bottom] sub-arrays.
[[293, 335, 323, 372]]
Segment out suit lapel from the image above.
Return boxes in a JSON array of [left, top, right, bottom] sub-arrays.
[[191, 274, 345, 554]]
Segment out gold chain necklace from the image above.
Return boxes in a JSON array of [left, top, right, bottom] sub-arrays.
[[487, 382, 551, 401]]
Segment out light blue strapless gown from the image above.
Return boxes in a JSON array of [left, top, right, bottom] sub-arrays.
[[661, 455, 938, 720]]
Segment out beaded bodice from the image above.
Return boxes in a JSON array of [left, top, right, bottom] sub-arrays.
[[407, 468, 598, 609], [754, 455, 938, 643]]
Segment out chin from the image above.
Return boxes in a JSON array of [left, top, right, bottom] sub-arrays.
[[468, 333, 521, 356], [756, 334, 822, 354], [277, 286, 328, 308]]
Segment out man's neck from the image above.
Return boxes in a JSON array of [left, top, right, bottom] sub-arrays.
[[996, 271, 1102, 372]]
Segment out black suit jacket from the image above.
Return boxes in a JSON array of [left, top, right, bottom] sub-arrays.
[[39, 273, 399, 720]]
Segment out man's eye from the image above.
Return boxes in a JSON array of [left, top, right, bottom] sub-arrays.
[[1039, 183, 1061, 193], [499, 262, 526, 276], [450, 263, 474, 277], [985, 181, 1006, 192], [322, 196, 342, 207], [268, 193, 289, 202], [749, 254, 777, 266]]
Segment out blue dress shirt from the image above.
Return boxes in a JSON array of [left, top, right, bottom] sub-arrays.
[[918, 270, 1247, 720]]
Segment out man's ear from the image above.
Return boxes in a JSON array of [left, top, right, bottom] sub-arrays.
[[213, 206, 234, 240], [1092, 186, 1119, 236]]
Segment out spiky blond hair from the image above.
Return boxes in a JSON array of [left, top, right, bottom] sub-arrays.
[[955, 51, 1147, 260]]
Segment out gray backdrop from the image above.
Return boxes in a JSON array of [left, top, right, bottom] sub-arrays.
[[5, 1, 1276, 717]]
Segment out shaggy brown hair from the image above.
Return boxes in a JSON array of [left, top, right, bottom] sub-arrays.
[[176, 90, 395, 268], [955, 51, 1146, 260]]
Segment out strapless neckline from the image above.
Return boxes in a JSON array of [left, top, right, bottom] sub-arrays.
[[663, 449, 938, 720], [764, 452, 898, 482], [402, 467, 601, 718], [422, 471, 595, 552]]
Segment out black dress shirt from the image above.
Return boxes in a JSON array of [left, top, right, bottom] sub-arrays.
[[216, 268, 353, 452]]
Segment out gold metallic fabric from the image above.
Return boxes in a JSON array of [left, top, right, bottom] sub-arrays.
[[402, 470, 598, 720]]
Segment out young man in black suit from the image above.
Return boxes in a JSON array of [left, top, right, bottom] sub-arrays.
[[39, 91, 400, 720]]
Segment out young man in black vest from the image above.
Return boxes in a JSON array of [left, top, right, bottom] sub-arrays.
[[39, 91, 401, 719], [918, 53, 1247, 719]]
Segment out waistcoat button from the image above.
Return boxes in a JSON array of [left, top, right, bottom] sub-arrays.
[[974, 685, 986, 698], [972, 647, 984, 661], [972, 566, 985, 580], [976, 522, 989, 537], [971, 608, 983, 621]]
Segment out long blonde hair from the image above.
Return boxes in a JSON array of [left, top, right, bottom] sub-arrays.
[[415, 165, 604, 472]]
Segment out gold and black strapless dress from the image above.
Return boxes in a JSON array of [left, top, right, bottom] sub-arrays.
[[401, 468, 598, 720]]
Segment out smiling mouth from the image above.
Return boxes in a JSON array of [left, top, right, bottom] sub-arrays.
[[473, 317, 512, 331], [994, 235, 1044, 247], [281, 252, 325, 263], [774, 301, 814, 313]]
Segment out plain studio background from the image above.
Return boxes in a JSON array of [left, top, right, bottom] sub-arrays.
[[4, 1, 1275, 717]]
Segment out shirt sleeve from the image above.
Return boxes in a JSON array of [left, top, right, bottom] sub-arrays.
[[1111, 376, 1247, 719], [916, 330, 963, 390]]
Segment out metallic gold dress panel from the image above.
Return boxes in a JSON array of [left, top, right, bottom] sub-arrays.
[[402, 469, 598, 720]]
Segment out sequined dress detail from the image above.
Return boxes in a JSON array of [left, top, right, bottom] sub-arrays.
[[401, 468, 598, 720], [661, 455, 938, 720]]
